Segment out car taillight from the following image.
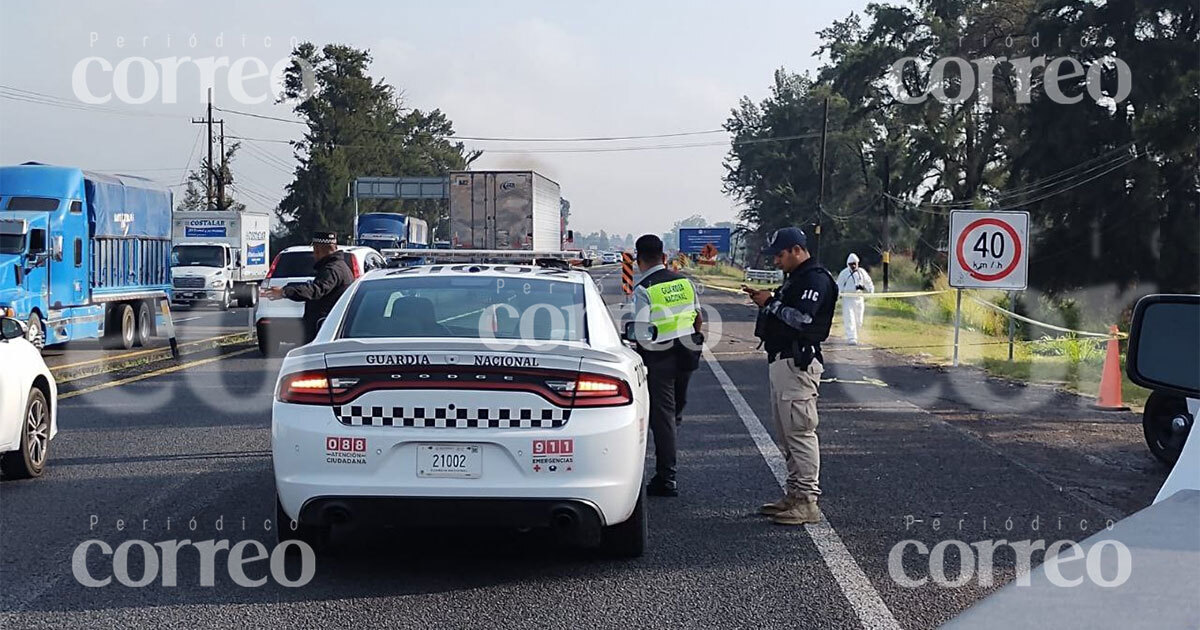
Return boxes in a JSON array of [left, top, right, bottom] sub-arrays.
[[277, 370, 355, 405], [569, 373, 633, 408], [348, 255, 362, 278], [265, 255, 280, 279]]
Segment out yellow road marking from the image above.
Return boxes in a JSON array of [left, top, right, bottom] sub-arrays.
[[49, 332, 250, 373], [60, 347, 257, 400]]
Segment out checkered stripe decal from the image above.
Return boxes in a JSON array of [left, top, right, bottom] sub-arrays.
[[336, 405, 571, 428]]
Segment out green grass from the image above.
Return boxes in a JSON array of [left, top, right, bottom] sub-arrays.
[[850, 299, 1149, 409], [685, 252, 1150, 408]]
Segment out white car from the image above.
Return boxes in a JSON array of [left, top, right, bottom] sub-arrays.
[[600, 251, 620, 265], [271, 263, 650, 556], [254, 246, 386, 356], [0, 317, 57, 479]]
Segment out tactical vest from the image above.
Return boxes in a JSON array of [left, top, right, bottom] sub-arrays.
[[759, 261, 837, 358], [636, 268, 699, 359], [644, 274, 697, 342]]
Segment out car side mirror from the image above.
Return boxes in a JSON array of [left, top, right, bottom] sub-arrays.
[[622, 321, 657, 344], [1126, 294, 1200, 398], [0, 317, 27, 341]]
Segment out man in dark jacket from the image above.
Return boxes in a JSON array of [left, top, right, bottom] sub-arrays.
[[742, 227, 837, 525], [263, 232, 355, 343]]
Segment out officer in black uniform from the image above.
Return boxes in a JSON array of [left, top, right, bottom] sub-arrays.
[[741, 227, 837, 525], [263, 232, 355, 343], [629, 234, 703, 497]]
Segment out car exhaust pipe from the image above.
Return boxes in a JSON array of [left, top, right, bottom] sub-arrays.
[[551, 505, 581, 531], [321, 502, 353, 525]]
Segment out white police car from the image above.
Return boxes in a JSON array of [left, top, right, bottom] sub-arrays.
[[271, 263, 649, 556], [0, 317, 57, 479]]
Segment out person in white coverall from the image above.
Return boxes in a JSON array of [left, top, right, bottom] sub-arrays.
[[836, 253, 874, 344]]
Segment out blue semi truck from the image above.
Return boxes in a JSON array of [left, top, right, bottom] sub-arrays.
[[0, 163, 173, 349], [355, 212, 429, 251]]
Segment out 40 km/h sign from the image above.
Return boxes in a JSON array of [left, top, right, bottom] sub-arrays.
[[949, 211, 1030, 290]]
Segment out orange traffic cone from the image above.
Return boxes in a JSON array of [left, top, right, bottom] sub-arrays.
[[1091, 325, 1130, 411]]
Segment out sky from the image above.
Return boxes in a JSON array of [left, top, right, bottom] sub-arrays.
[[0, 0, 873, 236]]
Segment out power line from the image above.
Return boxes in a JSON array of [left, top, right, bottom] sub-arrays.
[[884, 152, 1139, 214], [892, 148, 1138, 210], [0, 86, 182, 120], [989, 142, 1137, 201], [212, 104, 725, 142], [179, 126, 205, 186], [228, 130, 824, 155]]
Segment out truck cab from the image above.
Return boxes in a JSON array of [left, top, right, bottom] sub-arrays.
[[170, 210, 270, 309], [171, 242, 238, 309], [0, 164, 173, 349], [0, 204, 69, 347]]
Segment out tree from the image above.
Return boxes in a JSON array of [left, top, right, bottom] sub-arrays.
[[176, 142, 247, 213], [275, 43, 477, 247], [725, 0, 1198, 294]]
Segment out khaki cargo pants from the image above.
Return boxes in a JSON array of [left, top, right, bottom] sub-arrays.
[[768, 357, 823, 501]]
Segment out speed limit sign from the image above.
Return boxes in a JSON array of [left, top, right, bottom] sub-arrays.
[[949, 211, 1030, 290]]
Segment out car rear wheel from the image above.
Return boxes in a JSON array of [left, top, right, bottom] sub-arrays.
[[599, 488, 647, 558], [1, 387, 50, 479], [257, 323, 281, 357], [276, 495, 330, 552]]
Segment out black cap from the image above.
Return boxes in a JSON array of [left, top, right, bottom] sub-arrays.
[[764, 227, 807, 255], [311, 232, 337, 245]]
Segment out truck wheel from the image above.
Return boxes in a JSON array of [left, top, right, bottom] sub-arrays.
[[1143, 391, 1192, 466], [219, 286, 233, 311], [599, 488, 647, 559], [103, 304, 136, 350], [239, 284, 258, 308], [25, 312, 45, 350], [1, 387, 50, 479], [134, 301, 153, 347]]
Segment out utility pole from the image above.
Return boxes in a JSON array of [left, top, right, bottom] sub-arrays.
[[217, 120, 226, 211], [189, 88, 223, 210], [882, 151, 891, 292], [815, 96, 829, 265]]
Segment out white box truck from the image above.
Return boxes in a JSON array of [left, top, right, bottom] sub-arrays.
[[448, 171, 561, 251], [170, 210, 270, 309]]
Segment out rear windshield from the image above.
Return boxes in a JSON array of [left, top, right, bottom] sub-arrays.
[[340, 275, 585, 341], [270, 251, 358, 278]]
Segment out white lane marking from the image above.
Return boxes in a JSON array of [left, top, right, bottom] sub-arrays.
[[702, 347, 902, 630]]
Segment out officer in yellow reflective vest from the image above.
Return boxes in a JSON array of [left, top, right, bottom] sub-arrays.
[[629, 234, 703, 497]]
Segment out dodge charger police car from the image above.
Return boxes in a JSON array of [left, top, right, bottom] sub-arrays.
[[272, 263, 650, 557]]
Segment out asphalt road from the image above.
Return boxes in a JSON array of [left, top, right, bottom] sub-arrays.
[[0, 267, 1171, 629]]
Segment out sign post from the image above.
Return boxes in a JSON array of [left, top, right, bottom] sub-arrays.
[[948, 211, 1030, 366]]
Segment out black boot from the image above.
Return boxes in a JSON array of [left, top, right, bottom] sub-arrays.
[[647, 473, 678, 497]]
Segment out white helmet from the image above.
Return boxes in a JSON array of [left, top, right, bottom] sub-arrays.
[[846, 253, 860, 265]]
